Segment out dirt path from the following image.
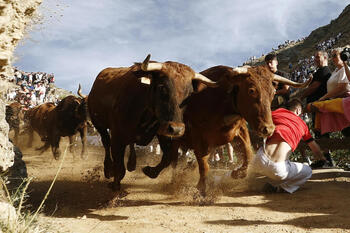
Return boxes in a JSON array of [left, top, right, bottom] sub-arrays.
[[19, 141, 350, 233]]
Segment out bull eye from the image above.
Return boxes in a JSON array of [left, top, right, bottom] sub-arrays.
[[248, 88, 256, 96], [158, 85, 168, 97]]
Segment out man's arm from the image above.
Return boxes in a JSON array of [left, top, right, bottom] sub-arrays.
[[300, 80, 321, 100], [307, 140, 325, 160]]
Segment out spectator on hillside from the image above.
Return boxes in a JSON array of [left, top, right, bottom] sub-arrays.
[[265, 53, 290, 109], [319, 48, 350, 101], [306, 48, 350, 140], [301, 51, 331, 131]]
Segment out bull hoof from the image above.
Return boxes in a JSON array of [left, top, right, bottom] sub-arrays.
[[108, 182, 121, 192], [127, 159, 136, 172], [142, 166, 158, 179], [53, 153, 60, 160], [104, 167, 113, 179], [80, 152, 88, 160], [196, 184, 206, 197], [231, 169, 247, 179], [104, 162, 114, 179]]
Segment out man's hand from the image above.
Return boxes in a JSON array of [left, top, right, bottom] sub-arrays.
[[307, 140, 325, 161]]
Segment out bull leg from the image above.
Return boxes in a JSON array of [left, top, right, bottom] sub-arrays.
[[196, 153, 210, 196], [78, 126, 87, 159], [68, 136, 74, 153], [95, 127, 113, 179], [110, 139, 126, 191], [27, 127, 34, 148], [51, 136, 61, 160], [230, 125, 253, 179], [127, 144, 137, 172], [13, 127, 19, 145], [36, 141, 50, 154], [142, 136, 179, 179]]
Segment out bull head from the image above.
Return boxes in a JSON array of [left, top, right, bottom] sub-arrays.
[[76, 84, 90, 122], [134, 54, 218, 138], [226, 66, 312, 137]]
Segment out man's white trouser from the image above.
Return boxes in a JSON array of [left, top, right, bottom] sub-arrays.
[[251, 147, 312, 193]]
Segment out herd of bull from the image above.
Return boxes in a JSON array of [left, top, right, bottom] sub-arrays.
[[6, 54, 312, 195]]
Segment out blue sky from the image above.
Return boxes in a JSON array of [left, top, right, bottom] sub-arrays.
[[14, 0, 350, 94]]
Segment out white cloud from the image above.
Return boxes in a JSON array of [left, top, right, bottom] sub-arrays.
[[14, 0, 350, 93]]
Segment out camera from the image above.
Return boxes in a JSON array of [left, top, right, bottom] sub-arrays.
[[340, 47, 350, 61]]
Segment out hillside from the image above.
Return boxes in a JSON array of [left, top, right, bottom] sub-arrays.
[[250, 4, 350, 71]]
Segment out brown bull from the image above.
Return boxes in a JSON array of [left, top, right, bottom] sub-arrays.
[[26, 92, 88, 159], [6, 102, 24, 145], [88, 54, 216, 191], [141, 65, 312, 195]]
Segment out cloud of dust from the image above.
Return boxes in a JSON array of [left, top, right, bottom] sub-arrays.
[[155, 160, 266, 205]]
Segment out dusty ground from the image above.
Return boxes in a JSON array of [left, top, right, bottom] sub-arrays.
[[17, 136, 350, 233]]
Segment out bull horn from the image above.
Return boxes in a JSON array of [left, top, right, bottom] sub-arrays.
[[77, 84, 87, 98], [273, 74, 312, 88], [232, 66, 250, 75], [193, 73, 218, 87], [141, 54, 163, 71]]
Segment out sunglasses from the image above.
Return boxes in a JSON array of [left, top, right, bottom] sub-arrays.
[[332, 54, 338, 58]]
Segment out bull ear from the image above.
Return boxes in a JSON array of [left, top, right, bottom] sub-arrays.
[[192, 80, 208, 93], [179, 96, 191, 108], [192, 73, 217, 93]]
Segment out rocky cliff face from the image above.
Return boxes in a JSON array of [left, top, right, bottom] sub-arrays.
[[0, 99, 13, 172], [0, 0, 43, 172], [0, 1, 41, 222], [0, 0, 43, 78]]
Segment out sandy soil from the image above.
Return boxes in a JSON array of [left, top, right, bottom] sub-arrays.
[[17, 137, 350, 233]]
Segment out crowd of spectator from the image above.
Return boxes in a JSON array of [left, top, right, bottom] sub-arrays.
[[290, 33, 343, 85], [272, 38, 306, 52], [290, 57, 316, 83], [316, 33, 342, 51], [4, 68, 60, 110], [244, 38, 306, 65]]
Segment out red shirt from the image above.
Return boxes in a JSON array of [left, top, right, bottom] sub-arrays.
[[267, 108, 312, 151]]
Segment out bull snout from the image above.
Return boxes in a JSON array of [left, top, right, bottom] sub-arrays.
[[258, 124, 275, 137], [158, 122, 185, 138]]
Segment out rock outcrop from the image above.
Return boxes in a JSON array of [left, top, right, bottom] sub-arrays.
[[0, 0, 43, 226], [0, 99, 14, 172], [0, 0, 43, 78]]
